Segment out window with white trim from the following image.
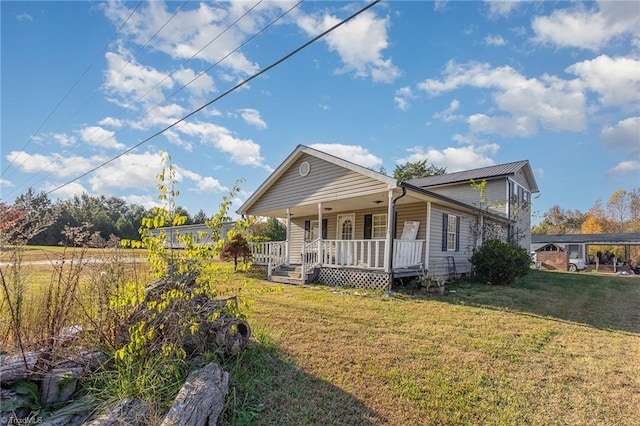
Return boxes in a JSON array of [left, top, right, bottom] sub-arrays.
[[372, 214, 387, 239], [447, 215, 457, 251]]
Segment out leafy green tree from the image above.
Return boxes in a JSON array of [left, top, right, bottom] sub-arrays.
[[393, 159, 446, 181], [254, 217, 287, 241], [8, 188, 59, 245]]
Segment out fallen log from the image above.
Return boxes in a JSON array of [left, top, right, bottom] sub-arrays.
[[0, 350, 50, 383], [161, 363, 229, 426], [85, 398, 150, 426]]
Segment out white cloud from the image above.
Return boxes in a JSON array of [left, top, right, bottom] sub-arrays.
[[172, 68, 215, 98], [238, 108, 267, 129], [43, 181, 88, 202], [88, 151, 165, 192], [52, 133, 77, 147], [5, 151, 101, 178], [297, 10, 400, 83], [309, 143, 382, 169], [484, 35, 506, 46], [418, 61, 586, 136], [394, 86, 416, 111], [532, 1, 640, 51], [395, 145, 498, 172], [101, 1, 261, 77], [177, 167, 228, 193], [17, 13, 33, 22], [601, 117, 640, 154], [98, 117, 125, 128], [123, 194, 160, 210], [79, 126, 125, 149], [606, 161, 640, 177], [484, 1, 522, 18], [567, 55, 640, 109], [0, 179, 14, 187], [103, 51, 173, 108], [175, 121, 269, 169], [433, 99, 461, 123]]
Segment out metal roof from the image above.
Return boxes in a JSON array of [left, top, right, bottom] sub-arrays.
[[407, 160, 539, 192], [531, 233, 640, 245]]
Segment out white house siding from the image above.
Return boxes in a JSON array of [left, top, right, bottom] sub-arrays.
[[248, 154, 390, 215], [426, 178, 508, 216], [427, 205, 477, 278]]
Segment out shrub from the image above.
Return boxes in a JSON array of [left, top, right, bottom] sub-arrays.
[[470, 238, 530, 286]]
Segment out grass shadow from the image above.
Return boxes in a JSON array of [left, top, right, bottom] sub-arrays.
[[222, 334, 384, 426], [433, 270, 640, 334]]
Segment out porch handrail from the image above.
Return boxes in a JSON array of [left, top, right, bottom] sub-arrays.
[[249, 241, 286, 278], [393, 239, 425, 269], [319, 239, 387, 269]]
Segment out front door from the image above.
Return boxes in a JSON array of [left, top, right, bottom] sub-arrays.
[[337, 214, 355, 264]]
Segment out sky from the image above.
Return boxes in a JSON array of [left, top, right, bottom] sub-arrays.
[[1, 1, 639, 226]]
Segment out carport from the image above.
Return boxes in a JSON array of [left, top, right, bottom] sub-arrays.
[[531, 233, 640, 272]]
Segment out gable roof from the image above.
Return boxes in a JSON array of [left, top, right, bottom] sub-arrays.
[[237, 144, 398, 215], [407, 160, 539, 193]]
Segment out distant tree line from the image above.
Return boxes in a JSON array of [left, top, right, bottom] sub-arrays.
[[0, 188, 213, 247], [532, 189, 640, 235]]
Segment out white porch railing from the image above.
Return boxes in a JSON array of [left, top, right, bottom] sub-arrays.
[[254, 239, 424, 273], [250, 241, 286, 278], [393, 239, 425, 269]]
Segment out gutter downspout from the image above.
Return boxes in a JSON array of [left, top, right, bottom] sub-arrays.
[[387, 185, 407, 289]]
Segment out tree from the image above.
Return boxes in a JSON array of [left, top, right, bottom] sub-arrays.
[[192, 209, 208, 224], [220, 232, 252, 271], [253, 217, 286, 241], [531, 205, 585, 235], [393, 159, 446, 181], [4, 189, 59, 245], [607, 190, 634, 232]]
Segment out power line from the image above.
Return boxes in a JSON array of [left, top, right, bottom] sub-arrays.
[[45, 0, 381, 197], [1, 1, 144, 179], [4, 0, 270, 200]]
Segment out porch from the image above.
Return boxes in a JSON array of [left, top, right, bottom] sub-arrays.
[[249, 239, 426, 289]]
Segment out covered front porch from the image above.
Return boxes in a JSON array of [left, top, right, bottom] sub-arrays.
[[250, 236, 426, 289]]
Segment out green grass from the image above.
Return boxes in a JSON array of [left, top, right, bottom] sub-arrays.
[[220, 270, 640, 425]]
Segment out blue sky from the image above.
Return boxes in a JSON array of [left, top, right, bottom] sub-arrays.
[[2, 1, 639, 225]]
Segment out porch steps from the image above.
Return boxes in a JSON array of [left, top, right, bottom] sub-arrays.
[[270, 265, 317, 285]]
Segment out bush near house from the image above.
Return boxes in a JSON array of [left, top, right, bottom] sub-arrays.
[[470, 238, 531, 285]]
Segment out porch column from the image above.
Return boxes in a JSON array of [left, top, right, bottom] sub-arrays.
[[425, 201, 431, 271], [384, 190, 394, 273], [286, 208, 291, 265], [317, 203, 323, 262]]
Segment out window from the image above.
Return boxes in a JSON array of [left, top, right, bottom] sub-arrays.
[[364, 213, 387, 239], [304, 219, 327, 241], [372, 214, 387, 239], [442, 213, 460, 252]]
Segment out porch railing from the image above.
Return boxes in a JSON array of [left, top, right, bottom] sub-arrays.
[[250, 241, 286, 278], [392, 239, 425, 269], [255, 239, 424, 273]]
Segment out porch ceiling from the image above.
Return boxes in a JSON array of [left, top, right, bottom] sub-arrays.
[[247, 189, 430, 219]]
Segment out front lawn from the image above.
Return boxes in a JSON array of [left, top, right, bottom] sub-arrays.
[[223, 270, 640, 425]]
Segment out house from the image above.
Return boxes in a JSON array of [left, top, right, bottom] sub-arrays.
[[150, 222, 238, 249], [237, 145, 539, 289]]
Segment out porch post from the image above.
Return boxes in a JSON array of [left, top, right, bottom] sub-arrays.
[[425, 201, 431, 271], [317, 203, 323, 264], [286, 208, 291, 265], [384, 190, 394, 273]]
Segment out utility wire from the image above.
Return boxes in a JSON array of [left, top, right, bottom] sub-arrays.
[[45, 0, 381, 196], [4, 0, 268, 200], [1, 0, 144, 179]]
